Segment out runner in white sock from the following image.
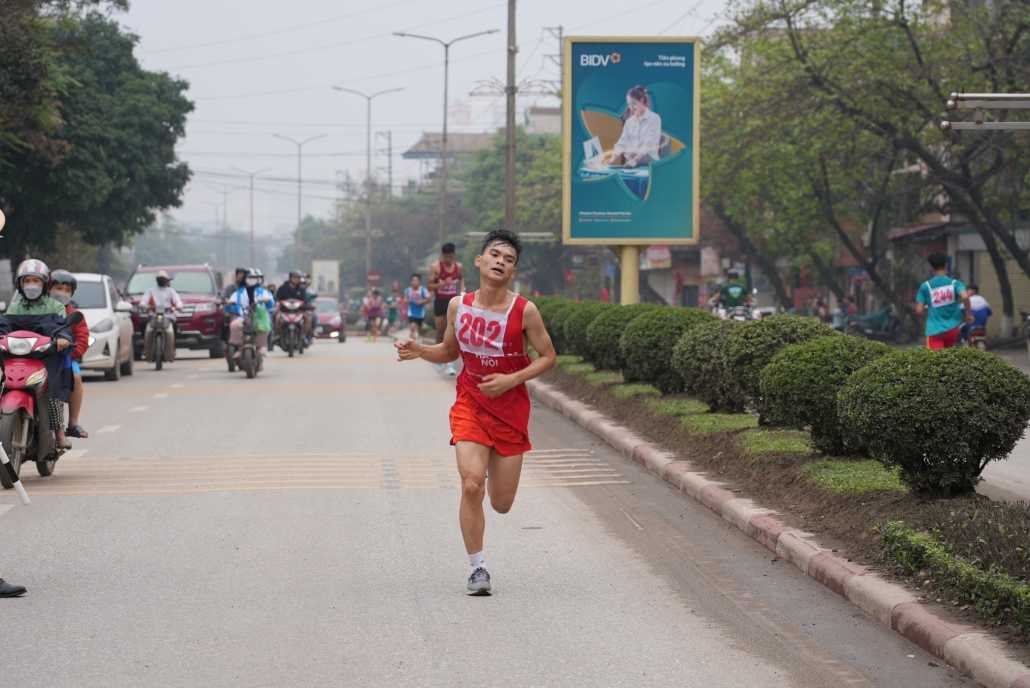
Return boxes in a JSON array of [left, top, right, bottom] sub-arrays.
[[396, 230, 556, 595]]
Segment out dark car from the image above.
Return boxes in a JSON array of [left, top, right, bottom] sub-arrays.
[[314, 297, 347, 343], [124, 265, 225, 359]]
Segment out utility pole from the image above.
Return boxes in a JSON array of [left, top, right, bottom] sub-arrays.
[[272, 133, 326, 270], [230, 166, 272, 264], [377, 131, 393, 194], [505, 0, 517, 233], [333, 87, 404, 276], [205, 184, 244, 272], [543, 26, 564, 97], [471, 2, 551, 234], [395, 28, 499, 247]]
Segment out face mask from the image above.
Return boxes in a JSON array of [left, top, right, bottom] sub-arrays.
[[23, 284, 43, 300], [246, 278, 259, 287], [51, 291, 72, 305]]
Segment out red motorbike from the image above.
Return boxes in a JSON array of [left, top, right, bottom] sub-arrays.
[[0, 311, 84, 489], [279, 299, 306, 357]]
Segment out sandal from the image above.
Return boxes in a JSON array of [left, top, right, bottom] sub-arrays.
[[66, 425, 89, 439]]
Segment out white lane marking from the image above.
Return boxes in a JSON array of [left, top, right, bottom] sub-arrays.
[[63, 449, 88, 460], [152, 393, 169, 399], [97, 425, 121, 433], [170, 384, 185, 388], [0, 505, 12, 518], [130, 406, 149, 412]]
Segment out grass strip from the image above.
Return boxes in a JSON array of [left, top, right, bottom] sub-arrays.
[[563, 363, 595, 375], [611, 383, 661, 398], [555, 355, 583, 366], [681, 413, 758, 434], [646, 397, 709, 417], [803, 460, 906, 493], [880, 521, 1030, 639], [586, 371, 623, 386], [741, 429, 813, 454]]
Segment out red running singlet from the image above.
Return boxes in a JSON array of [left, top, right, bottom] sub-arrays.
[[436, 261, 461, 299], [453, 292, 532, 437]]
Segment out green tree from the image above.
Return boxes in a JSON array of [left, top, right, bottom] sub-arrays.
[[0, 9, 191, 259]]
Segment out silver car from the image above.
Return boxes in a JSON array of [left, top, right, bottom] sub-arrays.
[[73, 273, 135, 381]]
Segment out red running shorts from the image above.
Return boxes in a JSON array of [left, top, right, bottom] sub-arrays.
[[927, 326, 960, 349], [449, 392, 532, 457]]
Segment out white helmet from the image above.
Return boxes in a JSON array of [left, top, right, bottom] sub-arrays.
[[15, 259, 50, 297]]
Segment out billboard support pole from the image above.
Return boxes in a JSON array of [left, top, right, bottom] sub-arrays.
[[620, 245, 639, 304]]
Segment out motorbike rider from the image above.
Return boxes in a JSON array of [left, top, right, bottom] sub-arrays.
[[275, 270, 312, 342], [228, 268, 275, 363], [6, 260, 76, 449], [139, 270, 183, 363], [221, 267, 248, 302], [49, 270, 91, 444], [712, 270, 750, 311], [959, 284, 992, 343]]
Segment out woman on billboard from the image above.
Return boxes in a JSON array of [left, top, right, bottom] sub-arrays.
[[605, 86, 662, 168]]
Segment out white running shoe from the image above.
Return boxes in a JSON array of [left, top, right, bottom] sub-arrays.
[[446, 363, 457, 376], [436, 363, 445, 373]]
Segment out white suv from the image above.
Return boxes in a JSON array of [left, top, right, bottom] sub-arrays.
[[73, 273, 135, 381]]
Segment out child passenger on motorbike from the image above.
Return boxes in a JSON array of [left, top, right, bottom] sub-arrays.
[[49, 270, 91, 445]]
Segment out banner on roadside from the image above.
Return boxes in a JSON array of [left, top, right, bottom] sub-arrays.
[[563, 36, 700, 246]]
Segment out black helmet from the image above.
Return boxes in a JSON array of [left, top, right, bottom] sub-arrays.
[[289, 270, 303, 279], [50, 269, 77, 294]]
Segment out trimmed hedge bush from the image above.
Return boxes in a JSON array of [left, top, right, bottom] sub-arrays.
[[562, 301, 614, 359], [620, 307, 716, 393], [671, 319, 747, 412], [760, 335, 894, 454], [538, 299, 575, 354], [585, 302, 658, 371], [722, 315, 838, 421], [839, 348, 1030, 494]]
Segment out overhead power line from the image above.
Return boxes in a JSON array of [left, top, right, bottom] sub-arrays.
[[142, 0, 418, 54], [165, 2, 506, 70]]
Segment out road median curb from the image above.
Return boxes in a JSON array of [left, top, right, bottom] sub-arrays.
[[528, 379, 1030, 688]]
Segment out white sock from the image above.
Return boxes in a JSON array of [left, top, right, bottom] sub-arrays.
[[469, 551, 486, 573]]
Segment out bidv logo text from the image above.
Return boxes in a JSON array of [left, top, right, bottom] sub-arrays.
[[580, 52, 621, 67]]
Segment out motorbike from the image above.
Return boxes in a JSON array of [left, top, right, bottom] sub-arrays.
[[0, 311, 84, 488], [149, 306, 172, 370], [279, 299, 306, 357], [962, 325, 989, 351], [239, 306, 262, 379], [845, 304, 912, 344]]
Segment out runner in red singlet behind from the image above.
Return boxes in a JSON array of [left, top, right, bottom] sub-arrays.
[[427, 242, 465, 376], [395, 229, 556, 595]]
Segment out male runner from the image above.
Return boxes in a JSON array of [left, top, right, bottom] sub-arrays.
[[395, 229, 556, 595], [405, 273, 430, 342], [427, 242, 464, 375], [916, 251, 974, 349]]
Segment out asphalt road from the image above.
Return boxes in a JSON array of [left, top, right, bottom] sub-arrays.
[[0, 339, 973, 687]]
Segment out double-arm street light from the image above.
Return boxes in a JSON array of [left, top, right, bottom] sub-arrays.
[[394, 28, 499, 247], [272, 133, 327, 270], [332, 86, 405, 275], [230, 166, 273, 264]]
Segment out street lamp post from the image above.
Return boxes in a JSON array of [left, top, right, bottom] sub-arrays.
[[230, 166, 273, 264], [272, 133, 327, 270], [332, 86, 405, 275], [394, 28, 498, 247], [204, 184, 245, 272]]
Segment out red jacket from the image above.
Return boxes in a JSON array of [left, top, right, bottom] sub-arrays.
[[65, 305, 90, 362]]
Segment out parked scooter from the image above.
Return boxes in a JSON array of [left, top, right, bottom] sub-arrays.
[[279, 299, 306, 357], [0, 311, 84, 488], [845, 304, 912, 344]]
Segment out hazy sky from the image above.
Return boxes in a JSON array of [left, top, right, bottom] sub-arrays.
[[122, 0, 723, 237]]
